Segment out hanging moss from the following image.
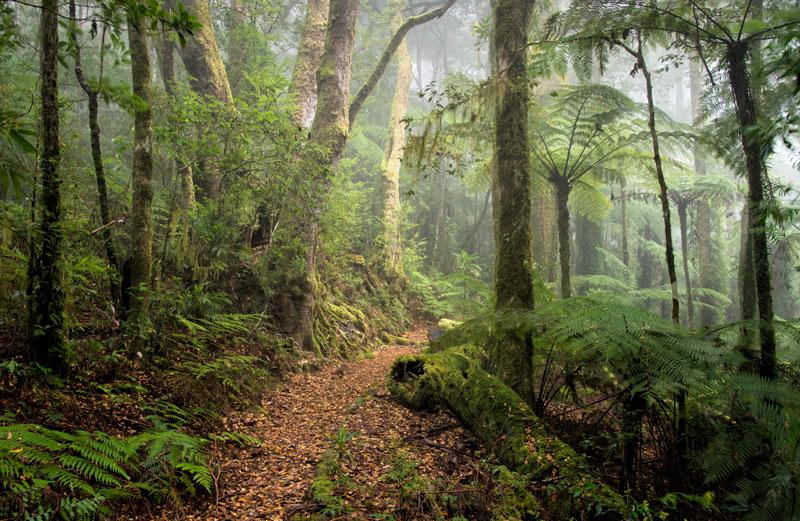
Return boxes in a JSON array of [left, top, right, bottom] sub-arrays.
[[388, 345, 627, 519]]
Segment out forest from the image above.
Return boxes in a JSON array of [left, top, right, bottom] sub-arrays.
[[1, 0, 800, 519]]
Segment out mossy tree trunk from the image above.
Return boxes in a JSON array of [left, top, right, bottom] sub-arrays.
[[290, 0, 330, 128], [171, 0, 233, 200], [488, 0, 535, 405], [575, 215, 601, 280], [68, 0, 121, 313], [389, 346, 627, 519], [127, 18, 154, 320], [532, 177, 558, 282], [554, 178, 571, 298], [29, 0, 66, 371], [289, 0, 360, 351], [726, 41, 776, 379], [378, 4, 412, 284]]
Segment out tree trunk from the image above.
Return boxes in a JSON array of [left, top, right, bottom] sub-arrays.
[[29, 0, 66, 370], [726, 42, 776, 379], [487, 0, 535, 405], [127, 18, 154, 320], [690, 57, 716, 326], [532, 177, 558, 282], [555, 179, 571, 298], [290, 0, 360, 351], [170, 0, 233, 200], [290, 0, 329, 128], [69, 0, 121, 313], [575, 214, 601, 278], [677, 202, 694, 327], [620, 183, 629, 267], [174, 0, 233, 102], [378, 5, 412, 283], [638, 42, 679, 325]]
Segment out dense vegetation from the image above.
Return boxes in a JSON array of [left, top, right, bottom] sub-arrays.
[[1, 0, 799, 518]]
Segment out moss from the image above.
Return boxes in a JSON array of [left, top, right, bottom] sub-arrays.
[[388, 345, 627, 519]]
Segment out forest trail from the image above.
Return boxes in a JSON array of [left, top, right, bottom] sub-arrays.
[[165, 325, 471, 521]]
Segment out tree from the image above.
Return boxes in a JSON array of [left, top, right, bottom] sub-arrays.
[[487, 0, 535, 404], [290, 0, 330, 128], [530, 84, 644, 298], [127, 15, 154, 320], [67, 0, 121, 313], [378, 0, 413, 284], [29, 0, 65, 370]]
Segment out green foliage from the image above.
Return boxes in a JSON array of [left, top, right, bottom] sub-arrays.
[[0, 424, 212, 519]]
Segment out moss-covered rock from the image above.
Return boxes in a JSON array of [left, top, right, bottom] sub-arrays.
[[388, 346, 627, 520]]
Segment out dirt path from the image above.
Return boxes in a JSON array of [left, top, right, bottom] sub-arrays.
[[169, 326, 474, 521]]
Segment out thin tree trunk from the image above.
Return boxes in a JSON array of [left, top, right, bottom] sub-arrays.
[[127, 18, 154, 319], [487, 0, 534, 405], [620, 183, 629, 267], [690, 57, 715, 326], [69, 0, 121, 312], [726, 42, 776, 379], [290, 0, 329, 128], [555, 180, 571, 299], [30, 0, 65, 370], [379, 4, 412, 282], [637, 40, 679, 324], [677, 202, 694, 327]]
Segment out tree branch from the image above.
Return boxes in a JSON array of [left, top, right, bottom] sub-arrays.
[[348, 0, 457, 129]]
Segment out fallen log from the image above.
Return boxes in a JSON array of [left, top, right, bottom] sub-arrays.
[[388, 344, 627, 520]]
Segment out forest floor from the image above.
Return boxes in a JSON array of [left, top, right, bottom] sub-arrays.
[[141, 325, 495, 521]]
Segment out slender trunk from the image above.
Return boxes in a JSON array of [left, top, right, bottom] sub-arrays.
[[291, 0, 360, 351], [127, 19, 154, 319], [620, 184, 629, 267], [487, 0, 534, 405], [532, 178, 557, 282], [290, 0, 330, 128], [555, 179, 571, 298], [379, 5, 412, 282], [639, 44, 679, 324], [30, 0, 66, 370], [677, 202, 694, 327], [726, 42, 776, 379], [690, 57, 716, 326], [157, 26, 195, 270], [69, 0, 121, 312]]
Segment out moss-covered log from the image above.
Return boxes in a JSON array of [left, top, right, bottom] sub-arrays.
[[388, 346, 626, 519]]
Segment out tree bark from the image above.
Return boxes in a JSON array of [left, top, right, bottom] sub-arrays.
[[636, 38, 680, 325], [69, 0, 121, 313], [348, 0, 456, 129], [620, 183, 629, 267], [555, 179, 571, 298], [174, 0, 233, 103], [290, 0, 360, 351], [677, 202, 694, 327], [29, 0, 66, 370], [726, 42, 776, 379], [290, 0, 330, 128], [690, 57, 716, 326], [127, 18, 154, 319], [378, 5, 412, 283], [487, 0, 535, 405]]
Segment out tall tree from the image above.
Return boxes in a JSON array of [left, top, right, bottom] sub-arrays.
[[68, 0, 121, 313], [290, 0, 330, 128], [487, 0, 535, 404], [29, 0, 65, 370], [127, 16, 154, 319], [378, 2, 413, 283]]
